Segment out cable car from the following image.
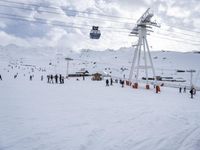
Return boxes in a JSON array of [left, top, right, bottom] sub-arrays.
[[90, 26, 101, 39]]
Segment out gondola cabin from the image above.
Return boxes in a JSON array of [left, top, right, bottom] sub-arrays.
[[90, 26, 101, 39]]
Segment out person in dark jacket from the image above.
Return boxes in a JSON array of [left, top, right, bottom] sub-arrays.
[[110, 78, 113, 86], [120, 80, 124, 88], [59, 74, 62, 84], [106, 79, 109, 86], [190, 88, 194, 99], [179, 87, 182, 93], [14, 73, 18, 79], [61, 76, 64, 84], [183, 86, 186, 93], [55, 74, 58, 84], [47, 75, 50, 83], [50, 75, 54, 83], [0, 74, 2, 80], [30, 75, 33, 81]]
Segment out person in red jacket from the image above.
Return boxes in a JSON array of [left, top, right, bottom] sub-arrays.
[[156, 85, 160, 93]]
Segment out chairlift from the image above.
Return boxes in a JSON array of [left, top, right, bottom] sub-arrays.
[[90, 26, 101, 39]]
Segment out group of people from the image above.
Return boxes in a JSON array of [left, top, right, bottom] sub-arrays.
[[179, 86, 197, 99], [47, 74, 65, 84], [106, 78, 113, 86], [106, 78, 124, 87], [0, 71, 66, 85], [179, 86, 187, 93]]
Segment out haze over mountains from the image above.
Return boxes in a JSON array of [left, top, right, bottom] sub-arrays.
[[1, 44, 200, 69]]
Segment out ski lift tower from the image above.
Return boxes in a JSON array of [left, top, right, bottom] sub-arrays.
[[187, 69, 196, 88], [128, 8, 160, 89], [65, 57, 73, 78]]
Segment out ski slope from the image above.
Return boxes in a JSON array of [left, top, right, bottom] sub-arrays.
[[0, 45, 200, 149], [1, 45, 200, 87], [0, 77, 200, 150]]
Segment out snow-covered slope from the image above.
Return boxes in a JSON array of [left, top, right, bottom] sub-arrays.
[[0, 78, 200, 150], [1, 45, 200, 86], [0, 46, 200, 150]]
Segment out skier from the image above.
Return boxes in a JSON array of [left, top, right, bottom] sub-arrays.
[[156, 85, 160, 93], [41, 75, 43, 81], [190, 88, 194, 99], [0, 74, 2, 80], [61, 76, 64, 84], [14, 73, 18, 79], [55, 74, 58, 84], [59, 74, 62, 84], [106, 79, 109, 86], [123, 74, 125, 79], [110, 78, 113, 86], [120, 80, 124, 88], [179, 87, 182, 93], [50, 74, 54, 83], [30, 75, 33, 81], [183, 86, 186, 93], [47, 75, 50, 83]]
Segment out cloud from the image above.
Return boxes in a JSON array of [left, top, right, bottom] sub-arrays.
[[0, 22, 6, 28], [0, 31, 29, 46], [0, 0, 199, 52]]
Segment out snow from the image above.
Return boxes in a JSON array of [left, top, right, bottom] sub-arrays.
[[0, 46, 200, 149], [0, 77, 200, 150], [1, 46, 200, 87]]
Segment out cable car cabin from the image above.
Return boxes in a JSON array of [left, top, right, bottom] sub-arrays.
[[90, 26, 101, 39]]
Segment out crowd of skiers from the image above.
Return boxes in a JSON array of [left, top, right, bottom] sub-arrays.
[[0, 71, 199, 99], [179, 86, 197, 99], [0, 72, 66, 84], [47, 74, 65, 84], [106, 79, 198, 99], [106, 78, 113, 86], [106, 78, 124, 88]]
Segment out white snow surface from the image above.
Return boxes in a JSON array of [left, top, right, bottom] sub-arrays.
[[1, 46, 200, 87], [0, 46, 200, 150], [0, 78, 200, 150]]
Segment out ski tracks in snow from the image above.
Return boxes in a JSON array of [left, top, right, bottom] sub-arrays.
[[79, 129, 105, 150], [176, 127, 200, 150]]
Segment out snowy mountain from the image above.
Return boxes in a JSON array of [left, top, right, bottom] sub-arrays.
[[0, 45, 200, 87]]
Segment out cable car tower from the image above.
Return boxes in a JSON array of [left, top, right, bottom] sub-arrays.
[[128, 8, 160, 89]]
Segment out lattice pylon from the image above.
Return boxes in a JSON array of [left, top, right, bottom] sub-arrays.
[[128, 27, 157, 89]]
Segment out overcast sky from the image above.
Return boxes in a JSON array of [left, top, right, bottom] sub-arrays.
[[0, 0, 199, 52]]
